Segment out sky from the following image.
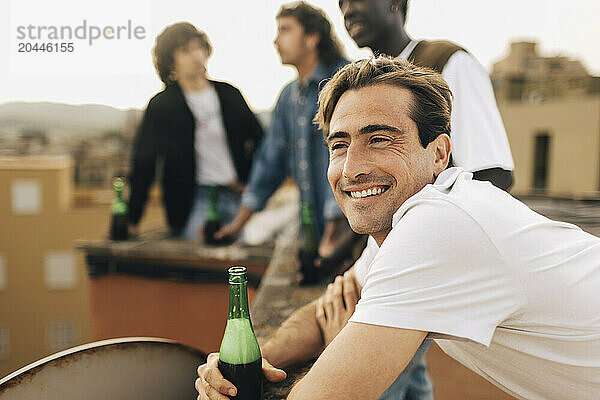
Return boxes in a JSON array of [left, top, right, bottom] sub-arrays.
[[1, 0, 599, 112]]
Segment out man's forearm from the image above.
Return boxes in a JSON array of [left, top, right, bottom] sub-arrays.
[[260, 300, 324, 369]]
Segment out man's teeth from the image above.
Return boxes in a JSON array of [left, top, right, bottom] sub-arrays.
[[350, 187, 386, 198]]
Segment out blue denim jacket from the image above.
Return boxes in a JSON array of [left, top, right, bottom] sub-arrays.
[[242, 59, 348, 241]]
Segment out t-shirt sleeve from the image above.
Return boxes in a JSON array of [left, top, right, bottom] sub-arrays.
[[353, 235, 379, 288], [442, 51, 514, 172], [350, 198, 524, 346]]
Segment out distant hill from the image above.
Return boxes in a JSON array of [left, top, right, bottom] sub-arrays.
[[0, 102, 142, 136], [0, 101, 273, 140]]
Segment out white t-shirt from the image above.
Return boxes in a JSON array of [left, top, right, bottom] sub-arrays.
[[399, 40, 514, 172], [351, 168, 600, 400], [184, 85, 238, 185]]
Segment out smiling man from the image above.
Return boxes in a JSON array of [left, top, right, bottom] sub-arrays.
[[285, 57, 600, 399]]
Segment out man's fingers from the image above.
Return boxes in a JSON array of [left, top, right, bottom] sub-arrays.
[[343, 271, 359, 313], [323, 284, 334, 319], [214, 227, 227, 239], [262, 358, 287, 382], [206, 379, 232, 400], [199, 353, 237, 398], [315, 297, 326, 325], [195, 376, 230, 400], [205, 365, 236, 396], [330, 275, 345, 316]]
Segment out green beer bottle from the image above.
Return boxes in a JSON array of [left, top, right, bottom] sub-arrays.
[[204, 186, 222, 245], [299, 202, 319, 284], [218, 266, 263, 400], [110, 177, 128, 241]]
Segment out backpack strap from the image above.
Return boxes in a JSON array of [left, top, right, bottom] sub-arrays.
[[408, 40, 465, 73]]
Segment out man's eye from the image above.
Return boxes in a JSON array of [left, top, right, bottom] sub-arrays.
[[370, 137, 389, 144], [330, 143, 347, 151]]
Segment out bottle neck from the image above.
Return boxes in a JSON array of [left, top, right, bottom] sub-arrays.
[[207, 186, 220, 220], [112, 189, 127, 215], [228, 281, 250, 320], [301, 202, 313, 226]]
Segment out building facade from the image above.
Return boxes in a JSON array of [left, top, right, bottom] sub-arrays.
[[492, 41, 600, 197], [0, 155, 163, 378]]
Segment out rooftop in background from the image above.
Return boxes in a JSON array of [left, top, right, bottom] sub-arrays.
[[0, 155, 72, 170], [492, 41, 600, 103]]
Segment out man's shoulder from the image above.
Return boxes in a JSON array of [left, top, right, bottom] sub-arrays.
[[210, 80, 242, 96], [391, 172, 495, 234], [409, 40, 468, 73], [416, 39, 466, 52], [275, 81, 297, 104], [146, 84, 184, 111]]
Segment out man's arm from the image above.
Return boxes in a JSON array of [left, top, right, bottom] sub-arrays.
[[288, 322, 426, 400], [261, 298, 325, 368], [265, 266, 362, 367], [128, 103, 158, 227], [442, 51, 515, 183]]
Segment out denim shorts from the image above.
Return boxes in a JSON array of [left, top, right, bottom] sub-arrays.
[[181, 185, 241, 240]]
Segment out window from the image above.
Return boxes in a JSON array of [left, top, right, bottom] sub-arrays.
[[533, 133, 551, 191], [45, 251, 77, 290], [47, 320, 78, 353], [11, 179, 42, 215]]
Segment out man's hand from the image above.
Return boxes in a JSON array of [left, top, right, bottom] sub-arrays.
[[318, 217, 348, 258], [196, 352, 286, 399], [315, 270, 361, 346], [214, 206, 254, 240], [214, 221, 242, 240], [103, 223, 138, 240]]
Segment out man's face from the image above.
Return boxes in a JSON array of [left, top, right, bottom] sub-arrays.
[[172, 38, 208, 80], [274, 16, 311, 66], [338, 0, 397, 49], [326, 84, 440, 242]]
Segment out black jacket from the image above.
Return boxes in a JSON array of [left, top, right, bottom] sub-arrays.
[[128, 80, 263, 232]]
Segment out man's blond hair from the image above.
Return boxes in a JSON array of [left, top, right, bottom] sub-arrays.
[[315, 56, 452, 148]]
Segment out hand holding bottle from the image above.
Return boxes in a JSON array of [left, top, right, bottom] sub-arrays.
[[196, 353, 286, 399], [214, 206, 254, 240]]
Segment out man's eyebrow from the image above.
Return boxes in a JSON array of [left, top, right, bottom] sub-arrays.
[[325, 124, 403, 143], [359, 124, 403, 135], [325, 130, 349, 143]]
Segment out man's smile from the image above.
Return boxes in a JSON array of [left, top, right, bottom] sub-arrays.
[[344, 185, 390, 199]]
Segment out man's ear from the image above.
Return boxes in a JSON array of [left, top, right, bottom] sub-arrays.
[[430, 134, 451, 176], [305, 32, 320, 51]]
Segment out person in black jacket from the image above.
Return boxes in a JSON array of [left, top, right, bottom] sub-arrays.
[[128, 22, 263, 238]]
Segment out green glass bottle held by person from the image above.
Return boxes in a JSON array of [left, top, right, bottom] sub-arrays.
[[299, 202, 319, 284], [110, 177, 128, 241], [204, 185, 222, 245], [218, 266, 263, 399]]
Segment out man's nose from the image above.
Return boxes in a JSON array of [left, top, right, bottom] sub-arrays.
[[343, 144, 373, 180]]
